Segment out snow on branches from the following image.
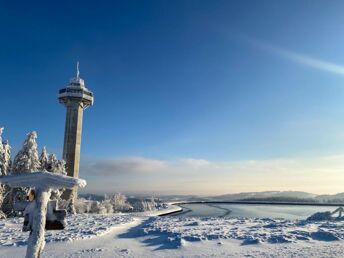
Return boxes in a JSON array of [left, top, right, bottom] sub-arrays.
[[0, 128, 11, 218], [0, 128, 11, 176], [12, 131, 40, 174], [39, 146, 49, 171]]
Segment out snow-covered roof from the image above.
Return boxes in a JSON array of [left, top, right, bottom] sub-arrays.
[[0, 171, 86, 189]]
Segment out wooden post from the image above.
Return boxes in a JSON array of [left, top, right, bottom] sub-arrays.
[[25, 188, 50, 258]]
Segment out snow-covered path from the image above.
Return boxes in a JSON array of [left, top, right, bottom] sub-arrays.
[[1, 210, 344, 257], [0, 217, 142, 258]]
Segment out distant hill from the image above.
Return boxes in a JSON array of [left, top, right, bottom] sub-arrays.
[[208, 191, 317, 201], [80, 191, 344, 204], [316, 192, 344, 203], [202, 191, 344, 204]]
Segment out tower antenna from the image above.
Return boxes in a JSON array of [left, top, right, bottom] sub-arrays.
[[76, 61, 80, 79]]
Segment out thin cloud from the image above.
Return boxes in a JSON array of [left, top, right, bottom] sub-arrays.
[[80, 155, 344, 195], [81, 157, 166, 176], [245, 37, 344, 75]]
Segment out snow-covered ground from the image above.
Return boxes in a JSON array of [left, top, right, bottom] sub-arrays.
[[144, 217, 344, 245], [0, 214, 134, 246], [1, 205, 344, 257]]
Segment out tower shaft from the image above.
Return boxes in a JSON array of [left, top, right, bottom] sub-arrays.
[[60, 102, 84, 200], [63, 102, 84, 179]]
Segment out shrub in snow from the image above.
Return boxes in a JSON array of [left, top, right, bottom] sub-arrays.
[[73, 198, 90, 213], [92, 201, 109, 214], [74, 199, 112, 214], [73, 194, 133, 214], [100, 199, 114, 214], [111, 193, 133, 213], [129, 197, 161, 212], [59, 196, 85, 214], [73, 199, 97, 214]]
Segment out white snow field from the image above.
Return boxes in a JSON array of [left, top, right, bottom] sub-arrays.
[[1, 205, 344, 257]]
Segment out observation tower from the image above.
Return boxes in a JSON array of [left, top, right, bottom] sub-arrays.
[[58, 63, 94, 199]]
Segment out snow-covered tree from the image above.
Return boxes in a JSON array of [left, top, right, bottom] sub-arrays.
[[100, 199, 114, 214], [56, 160, 67, 176], [47, 154, 58, 172], [1, 130, 71, 217], [47, 154, 67, 175], [72, 194, 133, 214], [12, 131, 40, 174], [129, 197, 158, 212], [3, 140, 12, 175], [39, 146, 49, 171], [0, 128, 12, 218], [11, 131, 41, 210], [0, 128, 5, 218], [45, 153, 67, 201], [149, 196, 156, 208], [1, 140, 12, 209], [111, 193, 133, 212], [0, 127, 5, 176]]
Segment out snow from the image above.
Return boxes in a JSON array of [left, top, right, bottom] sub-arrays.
[[307, 207, 344, 221], [1, 205, 344, 257], [0, 172, 86, 190], [135, 203, 182, 217], [142, 216, 344, 245], [0, 214, 134, 247]]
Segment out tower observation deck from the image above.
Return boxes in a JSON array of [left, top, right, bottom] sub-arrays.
[[58, 63, 94, 200]]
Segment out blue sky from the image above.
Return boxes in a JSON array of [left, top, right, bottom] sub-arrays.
[[2, 1, 344, 194]]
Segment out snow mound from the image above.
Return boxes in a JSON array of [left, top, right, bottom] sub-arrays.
[[307, 207, 344, 221], [310, 231, 340, 241], [0, 214, 133, 246]]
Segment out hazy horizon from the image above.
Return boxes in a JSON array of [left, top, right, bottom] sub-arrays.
[[80, 154, 344, 196], [79, 188, 342, 197]]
